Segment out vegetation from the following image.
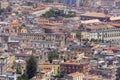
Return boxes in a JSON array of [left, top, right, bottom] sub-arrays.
[[41, 9, 76, 18], [16, 69, 22, 74], [48, 51, 59, 63], [17, 76, 29, 80], [26, 55, 37, 79]]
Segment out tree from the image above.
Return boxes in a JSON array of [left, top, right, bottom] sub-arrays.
[[41, 9, 76, 18], [26, 55, 37, 79], [48, 52, 59, 63], [17, 76, 29, 80]]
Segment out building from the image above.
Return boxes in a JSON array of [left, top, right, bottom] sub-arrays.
[[80, 12, 110, 21], [18, 33, 65, 48], [60, 62, 88, 74], [39, 64, 60, 75], [0, 1, 9, 9], [15, 59, 26, 75], [59, 0, 83, 7], [101, 0, 116, 7], [0, 52, 16, 80], [79, 23, 120, 41], [65, 72, 84, 80]]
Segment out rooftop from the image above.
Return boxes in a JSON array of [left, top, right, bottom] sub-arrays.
[[86, 24, 113, 29], [81, 12, 109, 18], [66, 72, 84, 77]]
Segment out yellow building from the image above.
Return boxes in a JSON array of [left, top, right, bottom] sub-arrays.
[[37, 18, 49, 24], [7, 53, 15, 68], [0, 1, 9, 9], [39, 64, 60, 75], [20, 28, 28, 33], [81, 31, 89, 40]]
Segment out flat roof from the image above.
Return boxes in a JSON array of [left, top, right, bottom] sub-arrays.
[[81, 12, 109, 18], [86, 24, 114, 29]]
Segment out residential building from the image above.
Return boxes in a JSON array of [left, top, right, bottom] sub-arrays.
[[60, 0, 84, 7], [79, 23, 120, 41], [60, 61, 88, 74], [18, 33, 65, 48], [0, 1, 9, 9], [65, 72, 84, 80], [101, 0, 116, 7], [80, 12, 110, 21], [39, 64, 60, 75]]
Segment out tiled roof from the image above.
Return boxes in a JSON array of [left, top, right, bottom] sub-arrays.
[[67, 72, 84, 77]]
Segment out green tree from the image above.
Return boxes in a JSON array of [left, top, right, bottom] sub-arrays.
[[17, 76, 28, 80], [41, 9, 76, 18], [48, 52, 59, 63], [26, 55, 37, 79]]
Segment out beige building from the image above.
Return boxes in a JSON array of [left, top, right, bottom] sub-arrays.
[[80, 23, 120, 41], [18, 33, 65, 48], [65, 72, 84, 80], [0, 1, 9, 9], [39, 64, 60, 75]]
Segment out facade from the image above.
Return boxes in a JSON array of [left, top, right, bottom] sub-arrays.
[[101, 0, 116, 7], [18, 33, 65, 48], [15, 59, 26, 75], [0, 53, 16, 80], [39, 64, 60, 75], [80, 12, 110, 21], [0, 1, 9, 9], [80, 23, 120, 41], [65, 72, 84, 80], [60, 62, 88, 74], [60, 0, 84, 7], [0, 56, 7, 75]]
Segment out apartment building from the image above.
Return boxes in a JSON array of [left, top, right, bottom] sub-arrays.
[[80, 23, 120, 41]]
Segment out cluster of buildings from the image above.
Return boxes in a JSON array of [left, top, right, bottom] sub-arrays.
[[0, 0, 120, 80]]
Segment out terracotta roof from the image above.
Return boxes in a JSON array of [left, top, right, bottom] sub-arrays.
[[85, 74, 102, 79], [7, 68, 15, 72], [61, 62, 80, 65], [33, 5, 46, 11], [11, 22, 20, 26], [67, 72, 84, 77], [110, 23, 120, 27]]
